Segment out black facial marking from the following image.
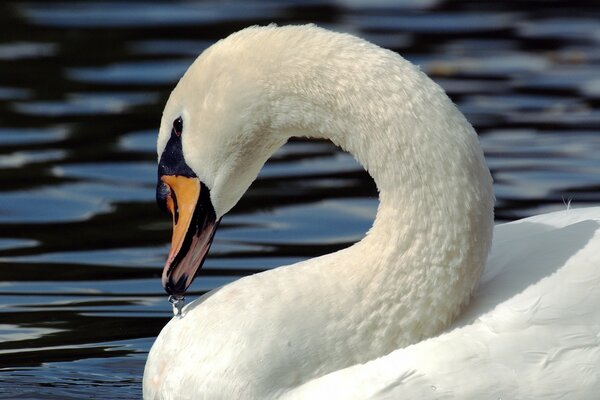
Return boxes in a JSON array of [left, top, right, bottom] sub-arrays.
[[158, 117, 196, 177], [156, 116, 197, 213]]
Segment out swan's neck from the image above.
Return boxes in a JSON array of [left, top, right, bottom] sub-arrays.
[[267, 39, 494, 350]]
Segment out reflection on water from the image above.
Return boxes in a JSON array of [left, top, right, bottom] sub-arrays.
[[0, 0, 598, 398]]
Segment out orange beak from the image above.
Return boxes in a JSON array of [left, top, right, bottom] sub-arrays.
[[157, 175, 219, 296]]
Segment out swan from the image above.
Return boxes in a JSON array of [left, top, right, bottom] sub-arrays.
[[144, 25, 600, 399]]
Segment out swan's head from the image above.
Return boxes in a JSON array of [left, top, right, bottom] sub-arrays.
[[155, 27, 288, 295]]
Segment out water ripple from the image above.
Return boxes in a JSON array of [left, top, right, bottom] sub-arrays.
[[0, 1, 598, 398]]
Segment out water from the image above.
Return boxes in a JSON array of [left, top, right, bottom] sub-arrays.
[[0, 0, 598, 398]]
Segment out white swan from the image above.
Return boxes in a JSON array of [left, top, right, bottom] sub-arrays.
[[144, 25, 600, 399]]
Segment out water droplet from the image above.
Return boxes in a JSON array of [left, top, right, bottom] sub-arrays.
[[431, 385, 437, 391], [169, 295, 185, 317]]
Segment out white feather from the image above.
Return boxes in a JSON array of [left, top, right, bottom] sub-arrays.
[[283, 207, 600, 399], [144, 25, 600, 399]]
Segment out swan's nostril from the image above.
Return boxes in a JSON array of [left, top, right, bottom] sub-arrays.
[[171, 190, 179, 225]]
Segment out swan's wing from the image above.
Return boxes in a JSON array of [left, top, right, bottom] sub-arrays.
[[458, 206, 600, 325], [282, 207, 600, 399], [480, 206, 600, 285]]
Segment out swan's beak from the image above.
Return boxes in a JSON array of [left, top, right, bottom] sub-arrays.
[[157, 175, 219, 296]]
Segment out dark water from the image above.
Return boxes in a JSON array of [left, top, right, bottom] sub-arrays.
[[0, 0, 598, 398]]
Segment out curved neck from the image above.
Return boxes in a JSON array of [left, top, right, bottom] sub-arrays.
[[145, 27, 496, 400], [266, 41, 494, 349]]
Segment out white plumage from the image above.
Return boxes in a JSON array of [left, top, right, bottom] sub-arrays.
[[282, 208, 600, 399], [144, 25, 600, 399]]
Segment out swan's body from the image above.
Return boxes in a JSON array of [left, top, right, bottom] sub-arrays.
[[144, 25, 600, 399], [282, 207, 600, 399]]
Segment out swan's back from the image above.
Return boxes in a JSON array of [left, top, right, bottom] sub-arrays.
[[282, 207, 600, 399]]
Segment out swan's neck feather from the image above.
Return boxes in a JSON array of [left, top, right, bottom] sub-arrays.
[[264, 25, 494, 343], [146, 25, 494, 399]]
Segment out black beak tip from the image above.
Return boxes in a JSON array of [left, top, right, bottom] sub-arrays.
[[163, 274, 189, 297]]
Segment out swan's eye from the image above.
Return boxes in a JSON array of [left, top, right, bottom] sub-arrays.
[[173, 117, 183, 137]]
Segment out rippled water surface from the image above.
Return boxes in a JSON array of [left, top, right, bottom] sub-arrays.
[[0, 0, 599, 398]]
